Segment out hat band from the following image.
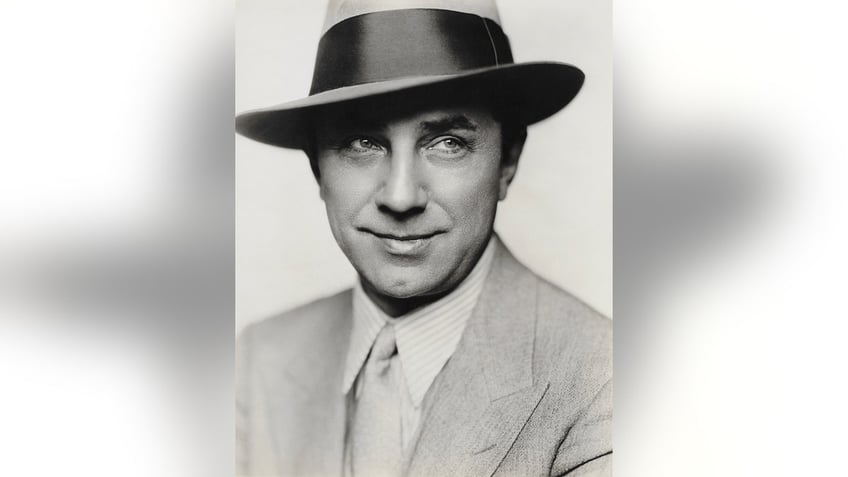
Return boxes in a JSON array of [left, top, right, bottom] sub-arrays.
[[309, 9, 513, 95]]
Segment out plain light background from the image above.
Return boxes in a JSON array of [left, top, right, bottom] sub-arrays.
[[4, 0, 848, 475], [236, 0, 612, 332]]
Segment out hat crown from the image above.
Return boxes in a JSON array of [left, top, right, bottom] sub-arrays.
[[322, 0, 501, 33], [235, 0, 585, 150]]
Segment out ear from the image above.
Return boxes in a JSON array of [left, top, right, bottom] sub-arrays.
[[498, 129, 526, 200], [318, 180, 326, 201]]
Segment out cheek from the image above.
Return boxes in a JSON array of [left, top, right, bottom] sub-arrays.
[[319, 161, 377, 220], [431, 160, 502, 223]]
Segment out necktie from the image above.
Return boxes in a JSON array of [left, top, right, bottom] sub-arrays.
[[351, 324, 402, 477]]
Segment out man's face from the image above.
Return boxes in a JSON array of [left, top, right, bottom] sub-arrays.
[[314, 102, 520, 313]]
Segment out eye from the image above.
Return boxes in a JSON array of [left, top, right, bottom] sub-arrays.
[[340, 136, 385, 158], [427, 137, 466, 154], [347, 137, 380, 152], [349, 137, 380, 151]]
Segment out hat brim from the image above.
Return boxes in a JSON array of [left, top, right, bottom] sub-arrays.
[[235, 62, 584, 150]]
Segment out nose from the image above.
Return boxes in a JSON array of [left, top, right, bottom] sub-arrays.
[[375, 149, 427, 216]]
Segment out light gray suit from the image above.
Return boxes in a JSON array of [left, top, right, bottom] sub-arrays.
[[237, 239, 612, 476]]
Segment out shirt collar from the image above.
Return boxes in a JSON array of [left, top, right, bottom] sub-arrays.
[[342, 237, 497, 407]]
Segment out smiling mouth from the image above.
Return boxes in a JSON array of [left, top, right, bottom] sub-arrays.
[[359, 228, 444, 254], [365, 230, 441, 241]]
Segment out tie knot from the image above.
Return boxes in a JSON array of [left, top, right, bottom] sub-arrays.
[[371, 324, 397, 362]]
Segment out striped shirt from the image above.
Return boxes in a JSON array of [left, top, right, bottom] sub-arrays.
[[343, 237, 496, 449]]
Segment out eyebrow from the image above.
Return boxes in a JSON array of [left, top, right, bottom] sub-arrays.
[[418, 115, 479, 134]]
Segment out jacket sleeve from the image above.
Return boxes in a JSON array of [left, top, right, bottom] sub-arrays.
[[550, 378, 612, 476]]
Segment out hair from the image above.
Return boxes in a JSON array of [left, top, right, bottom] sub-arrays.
[[303, 132, 321, 180]]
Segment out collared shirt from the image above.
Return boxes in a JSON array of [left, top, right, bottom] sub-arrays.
[[342, 237, 497, 450]]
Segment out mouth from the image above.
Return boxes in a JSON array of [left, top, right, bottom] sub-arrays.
[[365, 230, 440, 240], [358, 228, 444, 255]]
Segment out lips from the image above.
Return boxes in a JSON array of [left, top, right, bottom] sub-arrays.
[[380, 236, 429, 254], [367, 231, 440, 241], [359, 228, 444, 255]]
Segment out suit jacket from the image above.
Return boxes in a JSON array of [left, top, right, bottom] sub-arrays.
[[237, 239, 612, 476]]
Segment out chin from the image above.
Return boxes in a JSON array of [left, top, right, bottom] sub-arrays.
[[368, 267, 443, 300]]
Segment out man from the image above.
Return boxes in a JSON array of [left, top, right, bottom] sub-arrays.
[[236, 1, 611, 476]]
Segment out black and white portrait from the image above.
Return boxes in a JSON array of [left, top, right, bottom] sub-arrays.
[[235, 1, 611, 475]]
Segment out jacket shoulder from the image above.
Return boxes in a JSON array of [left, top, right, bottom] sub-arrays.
[[536, 278, 611, 348], [238, 289, 353, 359], [533, 277, 612, 396]]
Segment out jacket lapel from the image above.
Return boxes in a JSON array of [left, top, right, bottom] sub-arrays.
[[406, 239, 546, 477], [257, 295, 352, 477]]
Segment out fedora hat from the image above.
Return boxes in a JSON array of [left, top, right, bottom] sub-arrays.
[[235, 0, 585, 150]]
